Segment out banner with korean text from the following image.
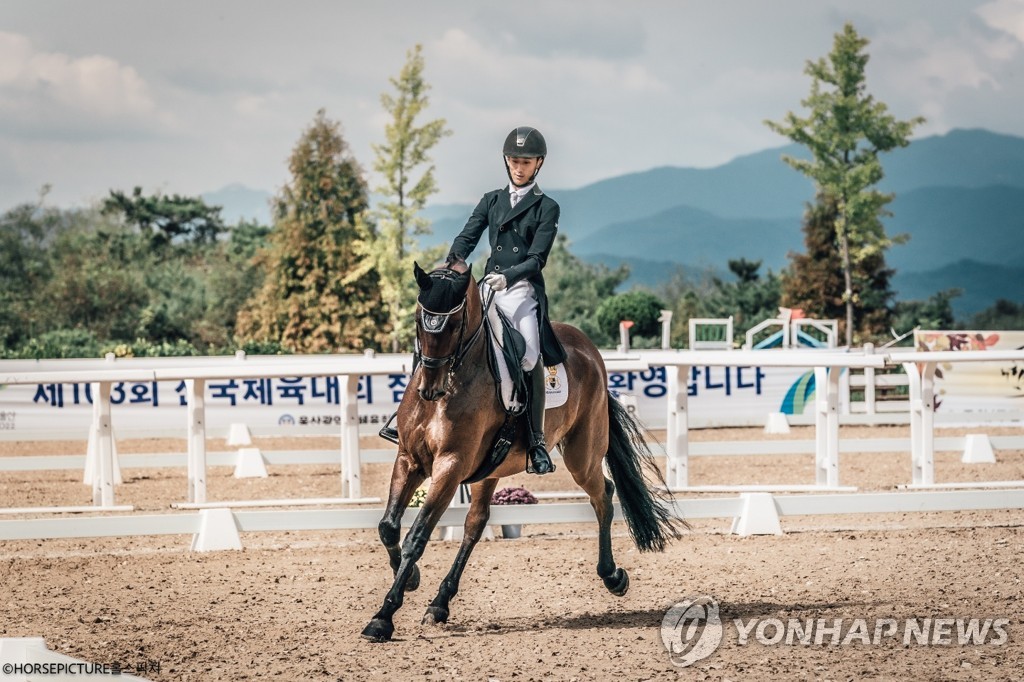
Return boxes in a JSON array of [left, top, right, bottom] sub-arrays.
[[0, 364, 827, 438]]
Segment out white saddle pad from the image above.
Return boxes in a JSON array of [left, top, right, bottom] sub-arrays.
[[486, 303, 568, 412]]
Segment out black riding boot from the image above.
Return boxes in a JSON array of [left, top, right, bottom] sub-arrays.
[[525, 366, 555, 475]]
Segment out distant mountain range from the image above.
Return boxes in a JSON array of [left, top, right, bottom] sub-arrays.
[[204, 128, 1024, 319]]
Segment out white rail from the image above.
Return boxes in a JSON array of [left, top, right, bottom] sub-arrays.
[[1, 348, 1023, 515], [637, 348, 888, 489], [1, 490, 1023, 550]]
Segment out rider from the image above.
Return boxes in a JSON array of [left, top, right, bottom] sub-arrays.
[[379, 126, 565, 476], [445, 126, 566, 475]]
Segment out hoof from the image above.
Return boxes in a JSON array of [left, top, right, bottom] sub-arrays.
[[360, 618, 395, 643], [405, 565, 420, 592], [603, 568, 629, 597], [422, 605, 449, 626]]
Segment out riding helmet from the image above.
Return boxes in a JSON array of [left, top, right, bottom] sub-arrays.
[[503, 127, 547, 158]]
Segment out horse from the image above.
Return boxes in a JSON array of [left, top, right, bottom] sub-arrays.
[[361, 259, 685, 642]]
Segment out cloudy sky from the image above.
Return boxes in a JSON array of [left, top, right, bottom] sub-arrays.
[[2, 0, 1024, 213]]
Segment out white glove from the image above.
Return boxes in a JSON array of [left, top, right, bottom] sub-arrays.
[[484, 272, 508, 291]]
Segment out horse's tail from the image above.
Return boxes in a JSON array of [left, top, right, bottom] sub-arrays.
[[604, 392, 687, 552]]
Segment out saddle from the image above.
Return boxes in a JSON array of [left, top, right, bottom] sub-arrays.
[[462, 303, 529, 484], [488, 306, 529, 411]]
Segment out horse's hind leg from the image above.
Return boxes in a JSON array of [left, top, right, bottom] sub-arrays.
[[565, 441, 629, 597], [593, 476, 629, 595], [423, 478, 499, 627]]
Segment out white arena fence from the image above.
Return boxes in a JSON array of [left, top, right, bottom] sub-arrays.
[[1, 490, 1023, 551], [0, 348, 1023, 548]]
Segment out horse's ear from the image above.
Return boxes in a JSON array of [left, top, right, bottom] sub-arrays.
[[414, 261, 432, 291]]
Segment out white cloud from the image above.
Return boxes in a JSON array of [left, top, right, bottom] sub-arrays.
[[432, 28, 668, 100], [977, 0, 1024, 43], [0, 31, 169, 135], [863, 18, 1023, 137]]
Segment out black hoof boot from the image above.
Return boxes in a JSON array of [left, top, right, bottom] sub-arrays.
[[422, 605, 449, 626], [603, 568, 630, 596], [526, 443, 556, 475], [361, 617, 395, 642]]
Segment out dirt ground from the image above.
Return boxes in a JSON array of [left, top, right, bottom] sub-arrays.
[[1, 425, 1023, 681]]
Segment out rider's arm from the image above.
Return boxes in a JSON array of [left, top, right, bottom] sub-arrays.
[[448, 194, 492, 263]]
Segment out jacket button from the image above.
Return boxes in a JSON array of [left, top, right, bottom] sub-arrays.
[[499, 226, 507, 232], [493, 265, 500, 271], [512, 247, 519, 253], [496, 246, 502, 251]]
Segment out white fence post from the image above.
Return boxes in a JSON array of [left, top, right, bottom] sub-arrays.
[[862, 342, 877, 415], [89, 381, 117, 508], [813, 366, 840, 487], [186, 379, 207, 503], [666, 365, 689, 488], [618, 321, 633, 353], [659, 310, 673, 350], [340, 374, 361, 499], [83, 381, 122, 490], [904, 360, 937, 486]]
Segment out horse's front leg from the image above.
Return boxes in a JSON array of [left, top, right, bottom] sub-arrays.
[[377, 452, 427, 593], [362, 461, 462, 643], [423, 477, 499, 627]]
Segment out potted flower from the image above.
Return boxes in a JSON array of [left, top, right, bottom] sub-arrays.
[[491, 486, 538, 539]]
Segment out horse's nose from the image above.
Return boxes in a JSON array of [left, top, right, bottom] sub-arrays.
[[418, 387, 446, 401]]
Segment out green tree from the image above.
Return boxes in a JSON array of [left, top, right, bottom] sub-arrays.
[[596, 290, 667, 346], [891, 289, 960, 333], [102, 187, 226, 248], [198, 220, 272, 349], [544, 234, 629, 346], [703, 258, 782, 336], [371, 44, 452, 351], [42, 220, 150, 342], [655, 265, 718, 347], [236, 110, 387, 353], [765, 22, 923, 345], [969, 299, 1024, 331], [0, 192, 57, 348], [781, 192, 895, 340]]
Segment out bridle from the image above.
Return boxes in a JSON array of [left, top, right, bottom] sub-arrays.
[[414, 277, 490, 381]]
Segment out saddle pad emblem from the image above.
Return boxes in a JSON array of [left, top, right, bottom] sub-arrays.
[[544, 364, 568, 409]]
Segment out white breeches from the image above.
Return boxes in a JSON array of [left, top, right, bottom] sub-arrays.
[[482, 279, 541, 371]]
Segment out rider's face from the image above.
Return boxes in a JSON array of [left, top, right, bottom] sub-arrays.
[[505, 156, 542, 186]]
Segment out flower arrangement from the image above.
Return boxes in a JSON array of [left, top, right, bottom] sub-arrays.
[[409, 487, 428, 507], [491, 486, 538, 505]]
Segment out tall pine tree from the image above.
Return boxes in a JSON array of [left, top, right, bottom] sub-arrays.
[[766, 23, 922, 345], [371, 45, 451, 352], [236, 110, 387, 352], [782, 192, 895, 340]]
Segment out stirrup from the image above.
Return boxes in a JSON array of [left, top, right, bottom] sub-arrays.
[[526, 435, 555, 475], [379, 412, 399, 445]]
